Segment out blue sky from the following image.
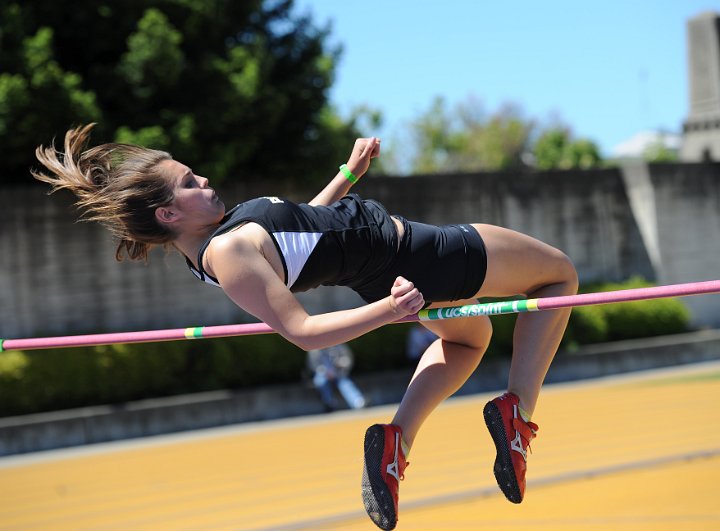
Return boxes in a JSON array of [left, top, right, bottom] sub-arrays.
[[293, 0, 719, 157]]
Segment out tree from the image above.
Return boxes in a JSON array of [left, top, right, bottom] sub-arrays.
[[403, 96, 533, 174], [643, 139, 679, 162], [0, 0, 362, 186], [533, 128, 601, 170], [532, 129, 568, 170], [380, 95, 604, 175]]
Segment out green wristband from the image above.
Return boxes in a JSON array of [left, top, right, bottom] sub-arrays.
[[339, 164, 359, 184]]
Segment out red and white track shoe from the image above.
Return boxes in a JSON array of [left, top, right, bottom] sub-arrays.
[[362, 424, 408, 530], [483, 392, 539, 503]]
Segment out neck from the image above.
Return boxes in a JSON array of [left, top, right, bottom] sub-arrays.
[[172, 225, 218, 268]]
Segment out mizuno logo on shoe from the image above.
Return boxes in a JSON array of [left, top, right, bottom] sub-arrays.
[[510, 404, 528, 461], [386, 432, 400, 481], [510, 431, 527, 460]]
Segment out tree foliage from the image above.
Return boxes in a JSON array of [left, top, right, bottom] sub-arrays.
[[383, 95, 602, 175], [533, 128, 602, 170], [643, 139, 679, 162], [0, 0, 363, 186], [407, 96, 532, 174]]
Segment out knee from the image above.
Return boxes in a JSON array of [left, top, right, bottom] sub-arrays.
[[423, 315, 492, 352], [556, 251, 579, 294], [530, 249, 578, 297], [448, 315, 493, 352], [461, 315, 492, 351]]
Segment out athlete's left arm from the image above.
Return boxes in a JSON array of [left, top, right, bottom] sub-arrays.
[[308, 137, 381, 206]]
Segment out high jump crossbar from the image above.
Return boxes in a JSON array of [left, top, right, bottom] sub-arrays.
[[2, 280, 719, 352]]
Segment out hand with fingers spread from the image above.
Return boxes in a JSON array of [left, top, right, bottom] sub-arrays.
[[388, 276, 425, 317], [345, 137, 381, 180]]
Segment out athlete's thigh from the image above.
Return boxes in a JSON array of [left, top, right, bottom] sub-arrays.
[[471, 223, 575, 298], [422, 298, 492, 349]]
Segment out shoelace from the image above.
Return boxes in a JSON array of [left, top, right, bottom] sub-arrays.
[[399, 461, 409, 481], [512, 417, 539, 454]]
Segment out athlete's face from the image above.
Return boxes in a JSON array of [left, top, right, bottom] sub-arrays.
[[157, 159, 225, 226]]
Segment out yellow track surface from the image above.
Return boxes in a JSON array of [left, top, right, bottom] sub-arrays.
[[1, 361, 719, 530]]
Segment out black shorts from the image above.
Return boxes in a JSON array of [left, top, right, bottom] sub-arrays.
[[353, 217, 488, 305]]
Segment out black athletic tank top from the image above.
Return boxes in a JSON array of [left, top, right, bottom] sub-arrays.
[[186, 194, 399, 293]]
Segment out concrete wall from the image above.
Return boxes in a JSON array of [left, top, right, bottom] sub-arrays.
[[2, 163, 719, 340], [629, 163, 720, 326]]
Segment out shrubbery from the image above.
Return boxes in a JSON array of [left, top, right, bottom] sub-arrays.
[[0, 335, 305, 417], [0, 278, 691, 416], [564, 278, 691, 346]]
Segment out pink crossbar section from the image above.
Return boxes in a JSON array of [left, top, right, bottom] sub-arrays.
[[2, 323, 276, 351], [536, 279, 720, 310]]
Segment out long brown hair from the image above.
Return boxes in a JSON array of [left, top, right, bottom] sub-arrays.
[[33, 124, 175, 261]]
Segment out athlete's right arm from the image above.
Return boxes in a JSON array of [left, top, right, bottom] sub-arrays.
[[308, 137, 381, 207], [206, 234, 424, 350]]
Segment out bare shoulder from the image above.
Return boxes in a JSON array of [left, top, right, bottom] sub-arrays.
[[203, 222, 272, 279], [202, 223, 307, 338]]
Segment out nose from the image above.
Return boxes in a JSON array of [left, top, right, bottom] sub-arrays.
[[198, 176, 209, 188]]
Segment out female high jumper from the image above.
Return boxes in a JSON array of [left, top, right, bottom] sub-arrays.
[[33, 124, 578, 530]]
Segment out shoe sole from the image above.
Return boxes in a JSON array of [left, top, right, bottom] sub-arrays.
[[362, 424, 397, 530], [483, 402, 523, 504]]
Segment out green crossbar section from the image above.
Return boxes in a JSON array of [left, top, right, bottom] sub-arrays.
[[418, 299, 539, 320]]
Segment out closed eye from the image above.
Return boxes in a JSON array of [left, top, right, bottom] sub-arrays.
[[182, 172, 196, 188]]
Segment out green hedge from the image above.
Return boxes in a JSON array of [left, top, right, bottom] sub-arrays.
[[564, 277, 691, 347], [0, 278, 691, 416], [0, 335, 305, 417]]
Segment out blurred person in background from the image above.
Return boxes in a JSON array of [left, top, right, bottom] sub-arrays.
[[306, 343, 366, 411]]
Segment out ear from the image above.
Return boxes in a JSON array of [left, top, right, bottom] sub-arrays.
[[155, 206, 177, 224]]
